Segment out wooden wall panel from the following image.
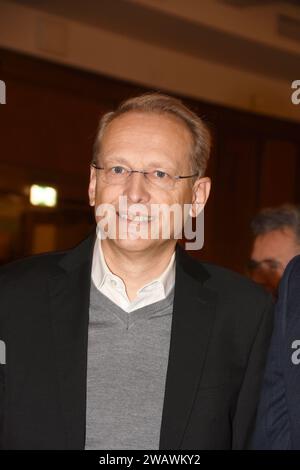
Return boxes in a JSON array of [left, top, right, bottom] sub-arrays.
[[204, 134, 260, 272], [259, 140, 298, 207]]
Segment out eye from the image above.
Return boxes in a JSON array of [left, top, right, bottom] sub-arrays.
[[111, 166, 126, 175], [267, 260, 281, 271], [154, 170, 168, 179]]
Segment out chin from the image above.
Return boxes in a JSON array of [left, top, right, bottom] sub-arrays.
[[112, 237, 157, 253]]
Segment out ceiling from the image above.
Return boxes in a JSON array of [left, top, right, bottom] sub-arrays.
[[220, 0, 300, 6], [9, 0, 300, 82]]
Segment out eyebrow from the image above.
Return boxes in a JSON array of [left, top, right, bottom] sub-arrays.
[[100, 156, 129, 165], [101, 155, 179, 172]]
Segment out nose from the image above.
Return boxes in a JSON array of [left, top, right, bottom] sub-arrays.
[[122, 171, 151, 204]]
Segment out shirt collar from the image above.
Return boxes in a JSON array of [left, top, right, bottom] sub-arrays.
[[91, 238, 176, 298]]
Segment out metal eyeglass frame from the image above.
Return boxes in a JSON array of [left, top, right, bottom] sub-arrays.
[[91, 163, 198, 182]]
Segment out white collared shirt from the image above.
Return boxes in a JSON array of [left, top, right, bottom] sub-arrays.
[[91, 239, 176, 313]]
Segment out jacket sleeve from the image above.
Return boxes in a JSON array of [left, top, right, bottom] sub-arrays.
[[251, 259, 299, 450], [231, 292, 274, 449]]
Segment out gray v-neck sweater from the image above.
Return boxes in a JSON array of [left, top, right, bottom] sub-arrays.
[[85, 280, 174, 450]]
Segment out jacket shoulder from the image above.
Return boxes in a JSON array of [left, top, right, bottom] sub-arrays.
[[202, 260, 270, 303], [284, 254, 300, 283], [279, 255, 300, 324], [0, 250, 67, 288], [0, 233, 95, 290]]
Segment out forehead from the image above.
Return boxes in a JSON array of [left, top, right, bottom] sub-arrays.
[[252, 228, 297, 258], [100, 111, 192, 163]]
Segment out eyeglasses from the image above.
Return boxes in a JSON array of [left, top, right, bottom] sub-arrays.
[[91, 163, 198, 190]]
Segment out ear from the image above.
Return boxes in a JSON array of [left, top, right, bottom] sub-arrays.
[[189, 177, 211, 217], [88, 166, 97, 207]]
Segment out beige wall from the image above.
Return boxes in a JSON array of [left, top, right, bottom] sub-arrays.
[[0, 0, 299, 122]]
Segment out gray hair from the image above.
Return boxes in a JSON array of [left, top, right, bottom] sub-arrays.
[[251, 204, 300, 245], [92, 92, 212, 176]]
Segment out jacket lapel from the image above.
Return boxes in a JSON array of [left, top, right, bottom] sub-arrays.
[[159, 246, 218, 449], [48, 233, 95, 449]]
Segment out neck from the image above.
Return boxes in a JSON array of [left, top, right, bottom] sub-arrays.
[[100, 240, 176, 301]]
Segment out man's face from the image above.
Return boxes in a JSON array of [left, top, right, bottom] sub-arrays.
[[88, 111, 210, 254], [249, 227, 300, 296]]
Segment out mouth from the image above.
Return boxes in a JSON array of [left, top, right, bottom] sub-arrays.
[[117, 211, 154, 223]]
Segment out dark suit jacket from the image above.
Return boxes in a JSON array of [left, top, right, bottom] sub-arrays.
[[0, 234, 273, 449], [253, 255, 300, 449]]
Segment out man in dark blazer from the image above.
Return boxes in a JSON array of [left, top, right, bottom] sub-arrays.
[[0, 93, 273, 449], [253, 254, 300, 449]]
